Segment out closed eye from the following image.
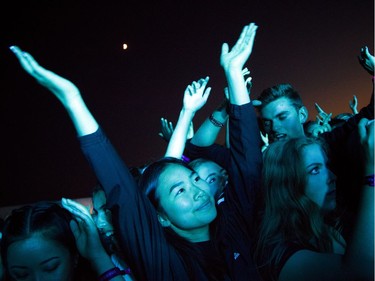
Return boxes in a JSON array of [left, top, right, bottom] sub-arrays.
[[11, 272, 29, 280], [278, 114, 287, 120]]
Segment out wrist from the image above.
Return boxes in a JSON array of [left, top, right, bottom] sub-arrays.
[[209, 113, 225, 128], [181, 108, 196, 116], [98, 267, 131, 281], [90, 251, 115, 274]]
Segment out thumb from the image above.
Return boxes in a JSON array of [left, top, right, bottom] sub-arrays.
[[221, 43, 229, 55]]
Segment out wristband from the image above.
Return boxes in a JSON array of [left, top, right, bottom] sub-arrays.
[[99, 267, 131, 281], [363, 174, 374, 187], [181, 155, 190, 163], [209, 114, 225, 128]]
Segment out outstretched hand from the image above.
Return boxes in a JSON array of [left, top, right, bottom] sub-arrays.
[[9, 45, 80, 104], [158, 118, 174, 142], [358, 46, 374, 75], [314, 103, 332, 125], [183, 76, 211, 113], [220, 23, 258, 73], [158, 118, 194, 141], [61, 198, 107, 261]]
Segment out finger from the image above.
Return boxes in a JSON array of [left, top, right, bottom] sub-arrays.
[[203, 87, 211, 100], [242, 67, 250, 76], [221, 43, 229, 56], [314, 103, 324, 113], [62, 198, 92, 220]]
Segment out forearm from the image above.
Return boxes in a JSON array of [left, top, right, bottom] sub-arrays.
[[164, 108, 195, 158], [225, 68, 250, 105], [343, 162, 374, 279], [90, 252, 125, 281], [190, 104, 228, 147], [63, 94, 99, 136]]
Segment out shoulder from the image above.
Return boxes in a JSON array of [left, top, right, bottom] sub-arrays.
[[279, 249, 343, 281]]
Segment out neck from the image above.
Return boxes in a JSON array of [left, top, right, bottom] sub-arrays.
[[171, 224, 210, 243]]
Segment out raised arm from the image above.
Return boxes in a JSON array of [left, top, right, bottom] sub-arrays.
[[190, 67, 252, 149], [358, 45, 374, 76], [219, 22, 263, 223], [10, 46, 98, 137], [220, 23, 257, 105], [10, 46, 176, 281], [189, 96, 229, 147], [164, 77, 210, 158], [61, 198, 130, 281]]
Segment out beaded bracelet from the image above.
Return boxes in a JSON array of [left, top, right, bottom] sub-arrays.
[[209, 114, 225, 128], [99, 267, 131, 281], [363, 174, 374, 187]]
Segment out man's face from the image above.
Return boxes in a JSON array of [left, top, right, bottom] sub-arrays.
[[260, 97, 307, 143]]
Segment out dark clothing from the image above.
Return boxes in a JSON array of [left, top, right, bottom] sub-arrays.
[[320, 91, 374, 239], [257, 242, 313, 281], [187, 92, 374, 239], [79, 103, 263, 281]]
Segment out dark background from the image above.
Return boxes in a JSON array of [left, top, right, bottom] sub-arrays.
[[2, 0, 374, 207]]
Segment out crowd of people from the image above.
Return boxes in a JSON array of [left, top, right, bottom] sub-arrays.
[[1, 22, 374, 281]]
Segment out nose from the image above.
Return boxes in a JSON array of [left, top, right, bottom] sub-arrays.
[[271, 119, 282, 133], [96, 211, 113, 231], [193, 186, 207, 200], [328, 168, 337, 185]]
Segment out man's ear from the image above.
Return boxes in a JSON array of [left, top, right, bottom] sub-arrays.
[[299, 106, 308, 124], [157, 213, 171, 228]]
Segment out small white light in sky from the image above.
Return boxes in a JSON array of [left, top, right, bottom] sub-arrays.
[[123, 43, 128, 50]]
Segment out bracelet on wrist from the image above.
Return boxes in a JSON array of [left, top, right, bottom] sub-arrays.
[[363, 174, 374, 187], [209, 114, 225, 128], [98, 267, 131, 281]]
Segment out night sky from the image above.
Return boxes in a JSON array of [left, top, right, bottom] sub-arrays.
[[2, 0, 374, 208]]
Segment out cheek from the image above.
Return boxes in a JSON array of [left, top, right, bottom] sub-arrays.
[[161, 197, 192, 218], [305, 177, 328, 207], [208, 182, 220, 196]]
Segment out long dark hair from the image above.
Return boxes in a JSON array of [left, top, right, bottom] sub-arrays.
[[139, 157, 226, 281], [254, 137, 343, 280]]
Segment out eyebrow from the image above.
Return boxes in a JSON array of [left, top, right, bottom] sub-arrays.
[[168, 171, 195, 194], [262, 112, 283, 121], [306, 162, 322, 169], [10, 257, 59, 269], [205, 173, 217, 180], [40, 257, 59, 265]]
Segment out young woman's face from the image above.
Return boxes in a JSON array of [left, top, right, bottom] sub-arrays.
[[302, 144, 337, 213], [193, 161, 228, 199], [92, 189, 114, 236], [6, 234, 75, 281], [156, 164, 217, 232]]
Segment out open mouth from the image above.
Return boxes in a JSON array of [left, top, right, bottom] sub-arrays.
[[274, 133, 287, 141]]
